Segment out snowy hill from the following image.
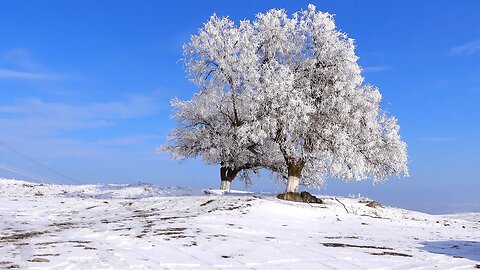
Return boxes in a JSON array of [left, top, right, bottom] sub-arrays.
[[0, 178, 479, 269]]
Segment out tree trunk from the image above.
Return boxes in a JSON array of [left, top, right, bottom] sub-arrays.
[[220, 179, 232, 191], [285, 162, 304, 193], [219, 166, 240, 191]]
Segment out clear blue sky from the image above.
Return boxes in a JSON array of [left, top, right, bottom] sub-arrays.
[[0, 1, 479, 214]]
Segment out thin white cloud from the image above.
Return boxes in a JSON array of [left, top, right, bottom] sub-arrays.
[[420, 137, 453, 143], [362, 66, 392, 73], [0, 68, 60, 80], [1, 49, 65, 80], [95, 135, 161, 146], [451, 39, 480, 55], [0, 95, 159, 136], [0, 94, 163, 167], [3, 49, 39, 69]]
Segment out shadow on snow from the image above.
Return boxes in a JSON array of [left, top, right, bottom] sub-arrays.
[[420, 240, 480, 262]]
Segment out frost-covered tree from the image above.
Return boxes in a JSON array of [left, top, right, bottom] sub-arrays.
[[249, 5, 408, 193], [162, 5, 408, 194], [162, 88, 263, 191], [161, 15, 283, 191]]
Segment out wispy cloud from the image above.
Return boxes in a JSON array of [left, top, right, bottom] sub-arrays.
[[0, 49, 64, 80], [0, 95, 159, 136], [363, 66, 392, 73], [3, 49, 39, 69], [0, 68, 60, 80], [420, 137, 454, 143], [95, 135, 161, 146], [451, 39, 480, 55], [0, 94, 163, 165]]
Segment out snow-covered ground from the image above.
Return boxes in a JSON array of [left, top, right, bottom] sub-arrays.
[[0, 178, 479, 269]]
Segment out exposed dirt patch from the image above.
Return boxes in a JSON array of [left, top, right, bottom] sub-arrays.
[[155, 231, 183, 236], [277, 192, 323, 204], [132, 213, 159, 218], [157, 227, 187, 232], [209, 234, 227, 238], [154, 227, 188, 239], [200, 199, 215, 206], [370, 251, 412, 257], [207, 202, 251, 213], [49, 222, 75, 227], [69, 240, 91, 244], [35, 240, 91, 247], [35, 241, 61, 246], [159, 216, 195, 220], [112, 227, 132, 231], [0, 231, 48, 242], [33, 253, 60, 257], [365, 201, 383, 208], [28, 257, 49, 262], [322, 242, 393, 250], [325, 236, 359, 239], [171, 235, 194, 239], [225, 205, 242, 211], [121, 202, 134, 207]]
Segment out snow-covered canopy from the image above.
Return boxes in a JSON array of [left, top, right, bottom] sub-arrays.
[[161, 4, 408, 188]]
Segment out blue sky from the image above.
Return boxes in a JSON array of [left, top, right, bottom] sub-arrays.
[[0, 1, 479, 213]]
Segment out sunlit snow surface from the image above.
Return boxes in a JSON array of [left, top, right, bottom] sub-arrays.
[[0, 178, 479, 269]]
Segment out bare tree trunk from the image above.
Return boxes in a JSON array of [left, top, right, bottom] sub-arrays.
[[220, 179, 232, 191], [285, 162, 304, 193], [219, 166, 240, 191]]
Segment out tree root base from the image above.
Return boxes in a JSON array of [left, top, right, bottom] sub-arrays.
[[277, 192, 323, 204]]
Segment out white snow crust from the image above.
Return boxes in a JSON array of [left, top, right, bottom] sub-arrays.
[[0, 178, 478, 269]]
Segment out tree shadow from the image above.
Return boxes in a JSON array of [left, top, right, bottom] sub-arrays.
[[420, 240, 480, 262]]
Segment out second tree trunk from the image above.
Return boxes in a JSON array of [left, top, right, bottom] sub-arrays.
[[285, 162, 304, 193], [219, 166, 240, 191]]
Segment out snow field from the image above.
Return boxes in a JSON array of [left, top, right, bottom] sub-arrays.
[[0, 179, 479, 269]]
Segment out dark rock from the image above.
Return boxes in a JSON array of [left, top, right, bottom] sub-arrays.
[[365, 201, 383, 208], [277, 192, 322, 204]]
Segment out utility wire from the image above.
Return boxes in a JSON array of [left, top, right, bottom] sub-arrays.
[[0, 162, 58, 184], [0, 140, 80, 184]]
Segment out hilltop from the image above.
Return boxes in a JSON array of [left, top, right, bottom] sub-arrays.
[[0, 178, 479, 269]]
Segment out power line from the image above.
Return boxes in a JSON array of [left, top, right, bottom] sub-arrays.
[[0, 140, 80, 184], [0, 162, 58, 184]]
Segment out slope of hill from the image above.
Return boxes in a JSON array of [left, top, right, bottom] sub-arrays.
[[0, 178, 479, 269]]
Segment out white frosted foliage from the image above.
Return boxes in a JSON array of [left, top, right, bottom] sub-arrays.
[[161, 4, 408, 192]]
